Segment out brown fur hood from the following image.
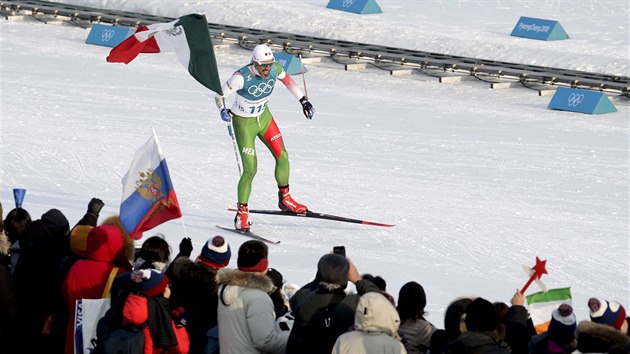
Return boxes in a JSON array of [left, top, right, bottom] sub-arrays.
[[216, 267, 274, 293], [0, 232, 10, 256], [577, 320, 630, 349], [216, 268, 275, 307]]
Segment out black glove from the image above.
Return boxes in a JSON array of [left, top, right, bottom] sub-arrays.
[[299, 96, 314, 119], [179, 237, 193, 258], [87, 198, 104, 217]]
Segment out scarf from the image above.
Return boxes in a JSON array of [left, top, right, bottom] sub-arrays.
[[146, 296, 178, 351]]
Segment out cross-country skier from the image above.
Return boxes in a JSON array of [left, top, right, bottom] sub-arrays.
[[215, 44, 315, 230]]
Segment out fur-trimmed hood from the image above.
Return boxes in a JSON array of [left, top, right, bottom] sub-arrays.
[[577, 319, 630, 352], [0, 231, 10, 256], [216, 268, 274, 305]]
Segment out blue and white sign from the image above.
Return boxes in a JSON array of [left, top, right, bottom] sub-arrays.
[[510, 16, 569, 41], [548, 87, 617, 114], [274, 53, 308, 75], [326, 0, 382, 14], [85, 24, 134, 47]]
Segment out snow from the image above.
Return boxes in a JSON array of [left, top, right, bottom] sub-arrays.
[[1, 0, 628, 327]]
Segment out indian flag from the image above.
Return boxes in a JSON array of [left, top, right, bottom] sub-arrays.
[[107, 13, 223, 95], [526, 287, 572, 334]]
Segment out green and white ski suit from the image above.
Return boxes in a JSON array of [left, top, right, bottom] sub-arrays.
[[216, 62, 305, 204]]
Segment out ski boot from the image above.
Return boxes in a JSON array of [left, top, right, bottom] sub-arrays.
[[234, 203, 251, 231], [278, 186, 308, 213]]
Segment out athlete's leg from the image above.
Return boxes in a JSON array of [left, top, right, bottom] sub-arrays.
[[258, 111, 289, 186], [232, 116, 261, 204], [258, 110, 307, 212]]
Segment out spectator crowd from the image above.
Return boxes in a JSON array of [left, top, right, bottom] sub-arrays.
[[0, 197, 628, 354]]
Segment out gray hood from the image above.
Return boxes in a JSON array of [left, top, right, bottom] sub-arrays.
[[354, 292, 401, 337]]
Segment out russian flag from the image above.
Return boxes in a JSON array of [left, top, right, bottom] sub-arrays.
[[120, 130, 182, 240]]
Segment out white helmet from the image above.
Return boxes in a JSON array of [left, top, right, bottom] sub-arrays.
[[252, 44, 275, 64]]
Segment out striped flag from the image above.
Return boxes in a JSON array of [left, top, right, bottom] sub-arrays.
[[120, 130, 182, 240], [106, 13, 223, 95], [526, 287, 572, 334]]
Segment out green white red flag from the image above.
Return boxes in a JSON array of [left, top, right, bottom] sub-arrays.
[[106, 13, 223, 95], [526, 287, 572, 334]]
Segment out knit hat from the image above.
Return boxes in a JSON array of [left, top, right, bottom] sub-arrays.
[[131, 269, 169, 297], [588, 298, 626, 330], [465, 297, 499, 332], [316, 253, 350, 290], [197, 235, 231, 269], [548, 303, 577, 341], [266, 268, 284, 289], [237, 240, 268, 273]]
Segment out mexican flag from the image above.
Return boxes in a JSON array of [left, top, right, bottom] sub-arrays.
[[526, 287, 572, 334], [106, 13, 223, 95]]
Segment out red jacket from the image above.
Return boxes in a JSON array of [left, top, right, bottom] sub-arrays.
[[63, 224, 132, 354], [123, 294, 189, 354]]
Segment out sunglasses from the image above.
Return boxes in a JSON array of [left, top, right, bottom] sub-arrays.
[[257, 62, 274, 68]]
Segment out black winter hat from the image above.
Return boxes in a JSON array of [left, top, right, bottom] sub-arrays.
[[40, 209, 70, 237], [465, 297, 499, 332], [316, 253, 349, 289], [237, 240, 268, 272], [266, 268, 284, 289]]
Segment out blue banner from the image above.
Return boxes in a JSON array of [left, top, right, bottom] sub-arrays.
[[548, 87, 617, 114], [85, 24, 134, 47], [511, 16, 569, 41], [326, 0, 382, 14], [274, 53, 308, 75]]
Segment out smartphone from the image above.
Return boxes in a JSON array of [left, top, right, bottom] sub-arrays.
[[333, 245, 346, 257]]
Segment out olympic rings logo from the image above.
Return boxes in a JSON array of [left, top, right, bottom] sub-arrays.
[[342, 0, 356, 7], [247, 79, 275, 97], [567, 93, 584, 107], [101, 29, 114, 42]]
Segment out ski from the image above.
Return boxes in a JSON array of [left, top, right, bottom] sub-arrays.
[[227, 208, 394, 227], [215, 225, 281, 244]]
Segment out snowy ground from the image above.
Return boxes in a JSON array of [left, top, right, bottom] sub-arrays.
[[1, 0, 628, 326]]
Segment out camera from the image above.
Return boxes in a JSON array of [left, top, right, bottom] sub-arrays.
[[333, 245, 346, 257]]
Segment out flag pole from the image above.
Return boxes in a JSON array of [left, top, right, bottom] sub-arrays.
[[180, 215, 190, 238], [222, 97, 242, 176], [298, 52, 308, 98]]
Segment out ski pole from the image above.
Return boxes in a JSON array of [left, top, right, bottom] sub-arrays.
[[222, 97, 242, 176], [298, 52, 308, 98]]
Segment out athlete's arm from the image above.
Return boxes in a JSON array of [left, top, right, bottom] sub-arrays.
[[277, 63, 305, 100], [214, 72, 245, 109]]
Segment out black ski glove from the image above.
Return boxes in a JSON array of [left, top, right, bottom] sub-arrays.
[[299, 96, 314, 119], [87, 198, 105, 217], [179, 237, 193, 258]]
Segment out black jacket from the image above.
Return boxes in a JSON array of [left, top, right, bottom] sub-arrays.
[[286, 278, 379, 354], [447, 331, 511, 354], [166, 255, 221, 354]]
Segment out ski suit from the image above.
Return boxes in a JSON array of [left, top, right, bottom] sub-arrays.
[[216, 62, 305, 204]]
